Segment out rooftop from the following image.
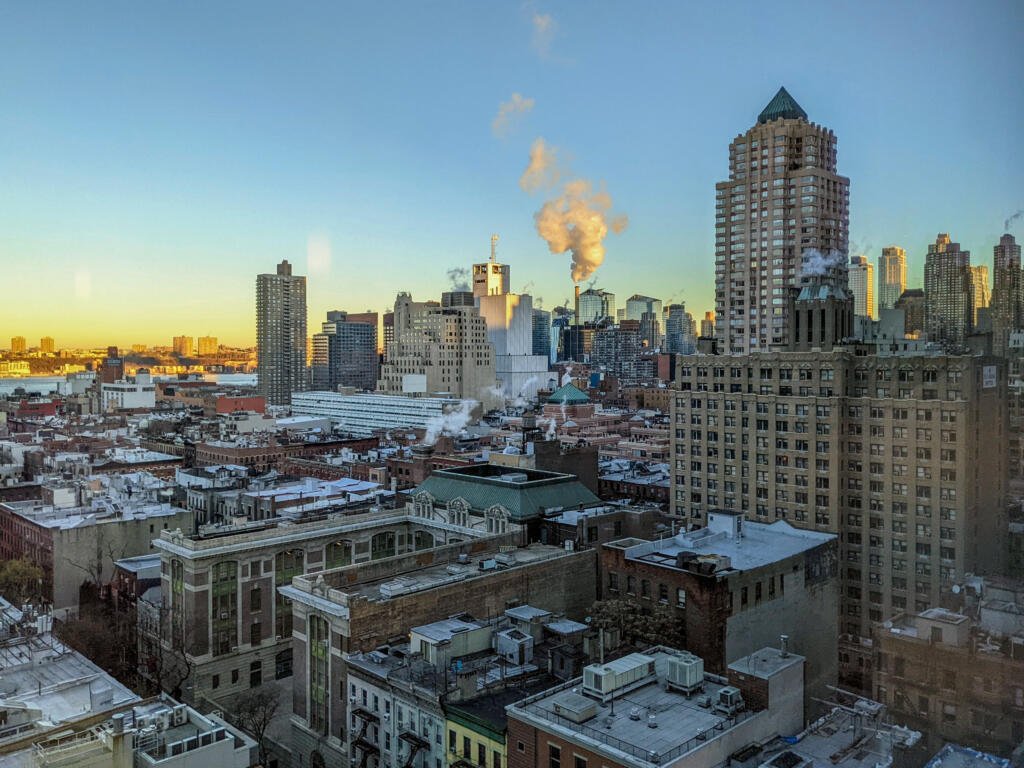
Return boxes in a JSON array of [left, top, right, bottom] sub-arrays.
[[923, 744, 1010, 768], [757, 87, 808, 124], [608, 516, 835, 573], [547, 383, 590, 405]]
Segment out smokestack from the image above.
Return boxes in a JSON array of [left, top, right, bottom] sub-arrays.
[[574, 284, 580, 328], [780, 634, 789, 657]]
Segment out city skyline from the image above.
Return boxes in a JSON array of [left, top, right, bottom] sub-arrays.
[[2, 2, 1022, 347]]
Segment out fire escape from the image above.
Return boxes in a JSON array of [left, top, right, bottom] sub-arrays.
[[350, 706, 380, 768], [398, 729, 430, 768]]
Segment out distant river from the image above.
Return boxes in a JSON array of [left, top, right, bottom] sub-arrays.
[[0, 372, 257, 397]]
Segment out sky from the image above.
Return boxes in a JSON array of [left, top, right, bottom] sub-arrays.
[[1, 1, 1022, 348]]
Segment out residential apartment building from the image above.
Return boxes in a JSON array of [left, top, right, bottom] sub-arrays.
[[715, 87, 850, 353], [878, 247, 907, 312], [969, 265, 990, 329], [39, 335, 55, 354], [197, 335, 219, 356], [9, 336, 26, 354], [849, 255, 875, 319], [378, 293, 500, 409], [896, 289, 926, 336], [668, 350, 1008, 685], [873, 588, 1024, 758], [664, 303, 697, 355], [172, 336, 194, 357], [600, 511, 838, 716], [256, 259, 307, 405], [990, 234, 1022, 356], [924, 235, 975, 348], [100, 369, 156, 410]]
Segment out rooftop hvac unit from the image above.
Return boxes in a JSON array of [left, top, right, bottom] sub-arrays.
[[552, 692, 597, 724], [666, 653, 704, 694], [172, 704, 188, 726], [494, 552, 516, 567], [714, 686, 745, 716], [582, 654, 656, 702]]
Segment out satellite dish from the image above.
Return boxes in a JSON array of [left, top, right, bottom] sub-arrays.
[[951, 584, 961, 594]]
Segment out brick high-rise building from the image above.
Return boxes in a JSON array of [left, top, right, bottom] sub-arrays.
[[197, 335, 218, 356], [256, 259, 307, 405], [39, 336, 55, 353], [878, 246, 907, 311], [849, 255, 875, 318], [668, 350, 1008, 687], [896, 289, 926, 335], [990, 234, 1022, 357], [715, 87, 850, 354], [924, 234, 974, 348], [9, 336, 26, 354]]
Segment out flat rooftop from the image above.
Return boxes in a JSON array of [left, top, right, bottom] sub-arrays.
[[608, 519, 834, 572], [3, 500, 182, 529], [508, 649, 759, 767]]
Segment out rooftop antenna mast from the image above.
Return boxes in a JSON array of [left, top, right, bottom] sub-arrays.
[[490, 234, 499, 263]]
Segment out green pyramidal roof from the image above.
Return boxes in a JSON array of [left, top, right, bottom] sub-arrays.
[[758, 86, 808, 124], [546, 383, 589, 404]]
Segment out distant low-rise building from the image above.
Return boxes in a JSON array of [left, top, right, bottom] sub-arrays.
[[100, 369, 156, 410]]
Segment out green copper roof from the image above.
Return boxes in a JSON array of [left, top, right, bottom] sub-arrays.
[[546, 383, 589, 404], [757, 87, 807, 124], [413, 465, 600, 523]]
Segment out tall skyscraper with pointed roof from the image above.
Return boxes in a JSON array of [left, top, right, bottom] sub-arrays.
[[877, 246, 907, 311], [714, 87, 850, 354]]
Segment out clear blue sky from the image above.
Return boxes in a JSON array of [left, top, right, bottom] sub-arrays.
[[2, 0, 1021, 346]]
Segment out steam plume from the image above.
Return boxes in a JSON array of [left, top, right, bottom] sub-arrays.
[[306, 233, 332, 276], [446, 267, 470, 292], [492, 93, 535, 138], [1006, 210, 1024, 232], [423, 400, 476, 445], [520, 138, 560, 193], [801, 248, 846, 278], [531, 12, 556, 57]]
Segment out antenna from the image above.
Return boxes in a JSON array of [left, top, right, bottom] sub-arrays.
[[490, 234, 499, 263]]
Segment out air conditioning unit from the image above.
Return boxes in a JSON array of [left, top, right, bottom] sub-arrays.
[[172, 705, 188, 726], [666, 653, 704, 694], [714, 686, 745, 716]]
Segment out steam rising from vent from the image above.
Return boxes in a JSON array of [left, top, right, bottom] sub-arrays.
[[492, 93, 535, 138], [446, 267, 470, 292], [801, 248, 846, 278], [520, 138, 560, 193], [423, 400, 476, 445], [1006, 210, 1024, 232], [561, 364, 573, 386]]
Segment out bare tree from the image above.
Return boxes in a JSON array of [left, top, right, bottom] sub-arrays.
[[232, 688, 280, 765], [137, 597, 195, 699], [590, 599, 684, 649]]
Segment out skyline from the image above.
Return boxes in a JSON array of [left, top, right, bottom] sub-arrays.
[[2, 1, 1022, 347]]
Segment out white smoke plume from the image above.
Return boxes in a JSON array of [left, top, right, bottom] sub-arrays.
[[446, 267, 470, 292], [511, 376, 539, 409], [423, 400, 477, 445], [531, 12, 556, 57], [307, 233, 332, 276], [1006, 210, 1024, 232], [801, 248, 846, 278], [534, 296, 544, 309], [521, 281, 535, 294], [520, 138, 561, 193], [540, 416, 558, 440], [492, 93, 535, 138], [561, 364, 573, 385]]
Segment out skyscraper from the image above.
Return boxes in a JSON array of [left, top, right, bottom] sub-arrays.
[[924, 234, 973, 347], [895, 289, 926, 335], [848, 255, 874, 318], [877, 246, 907, 311], [990, 234, 1022, 356], [256, 259, 307, 405], [700, 311, 715, 338], [625, 295, 663, 347], [664, 304, 696, 354], [311, 311, 378, 392], [715, 87, 850, 353], [577, 289, 616, 323], [531, 308, 551, 361], [968, 264, 990, 330]]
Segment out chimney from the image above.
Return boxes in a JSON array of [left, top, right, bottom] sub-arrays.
[[780, 635, 789, 657]]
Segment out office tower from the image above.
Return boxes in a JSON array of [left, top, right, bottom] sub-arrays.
[[700, 311, 715, 338], [990, 234, 1022, 356], [877, 246, 907, 311], [39, 336, 55, 354], [378, 293, 500, 408], [664, 304, 697, 354], [669, 351, 1008, 686], [577, 288, 616, 323], [197, 336, 218, 356], [472, 242, 548, 398], [715, 87, 850, 353], [172, 335, 194, 357], [550, 307, 572, 363], [9, 337, 26, 354], [441, 290, 474, 308], [382, 311, 394, 350], [896, 289, 926, 335], [592, 324, 642, 380], [310, 310, 378, 391], [968, 265, 990, 330], [924, 234, 974, 347], [531, 308, 551, 361], [848, 255, 874, 318], [625, 295, 663, 347], [256, 259, 307, 405]]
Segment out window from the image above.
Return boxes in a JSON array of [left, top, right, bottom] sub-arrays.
[[575, 757, 588, 768], [212, 674, 220, 689], [677, 588, 687, 607], [549, 744, 562, 768]]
